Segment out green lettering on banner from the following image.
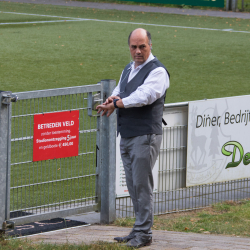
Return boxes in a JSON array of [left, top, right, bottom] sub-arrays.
[[221, 141, 250, 168], [221, 141, 244, 169], [121, 0, 224, 7], [243, 153, 250, 165]]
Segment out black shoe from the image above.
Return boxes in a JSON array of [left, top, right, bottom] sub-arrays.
[[114, 231, 136, 243], [126, 233, 152, 248]]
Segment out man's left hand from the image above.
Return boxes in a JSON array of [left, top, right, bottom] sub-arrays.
[[96, 102, 115, 117]]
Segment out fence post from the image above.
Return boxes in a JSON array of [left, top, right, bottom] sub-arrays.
[[0, 91, 13, 231], [232, 0, 238, 11], [99, 80, 116, 224], [227, 0, 238, 11], [241, 0, 244, 11]]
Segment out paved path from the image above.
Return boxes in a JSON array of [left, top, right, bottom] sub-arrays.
[[27, 224, 250, 250], [17, 212, 250, 249], [1, 0, 250, 19]]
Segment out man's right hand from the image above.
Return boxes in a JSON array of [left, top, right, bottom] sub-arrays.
[[96, 102, 116, 117], [103, 96, 120, 105]]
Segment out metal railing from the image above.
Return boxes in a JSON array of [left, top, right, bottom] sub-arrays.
[[116, 103, 250, 218]]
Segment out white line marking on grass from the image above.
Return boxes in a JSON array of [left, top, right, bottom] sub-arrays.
[[0, 20, 82, 25], [1, 11, 250, 34], [1, 11, 81, 20], [82, 18, 250, 34]]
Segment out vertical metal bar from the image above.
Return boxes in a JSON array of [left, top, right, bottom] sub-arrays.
[[39, 161, 42, 213], [70, 157, 73, 207], [24, 99, 28, 213], [85, 93, 88, 206], [96, 115, 101, 210], [163, 127, 166, 214], [100, 79, 116, 224], [92, 118, 96, 203], [181, 126, 184, 210], [30, 99, 33, 214], [232, 0, 238, 11], [87, 102, 90, 206], [82, 93, 85, 207], [12, 103, 16, 213], [62, 158, 65, 209], [20, 102, 24, 212], [74, 94, 78, 208], [168, 127, 170, 212], [17, 102, 20, 212], [0, 92, 12, 229], [226, 0, 231, 10]]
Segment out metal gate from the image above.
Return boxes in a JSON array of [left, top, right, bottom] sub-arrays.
[[0, 80, 116, 230]]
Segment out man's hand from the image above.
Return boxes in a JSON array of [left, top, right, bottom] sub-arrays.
[[96, 102, 115, 117], [103, 96, 120, 105]]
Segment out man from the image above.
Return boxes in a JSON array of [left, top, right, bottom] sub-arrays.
[[96, 28, 169, 248]]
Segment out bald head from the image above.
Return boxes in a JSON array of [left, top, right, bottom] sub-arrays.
[[128, 28, 152, 46], [128, 28, 152, 68]]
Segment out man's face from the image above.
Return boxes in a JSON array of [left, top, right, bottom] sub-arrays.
[[129, 30, 152, 68]]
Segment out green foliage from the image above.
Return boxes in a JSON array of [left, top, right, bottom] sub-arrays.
[[112, 200, 250, 237]]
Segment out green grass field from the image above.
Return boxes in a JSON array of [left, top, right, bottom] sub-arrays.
[[1, 1, 250, 104], [1, 1, 250, 213]]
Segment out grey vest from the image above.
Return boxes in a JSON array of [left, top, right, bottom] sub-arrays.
[[117, 58, 169, 138]]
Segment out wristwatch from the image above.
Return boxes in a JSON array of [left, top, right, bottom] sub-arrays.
[[113, 99, 119, 108]]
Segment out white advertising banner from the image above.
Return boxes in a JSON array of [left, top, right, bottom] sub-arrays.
[[187, 95, 250, 187], [116, 134, 159, 197]]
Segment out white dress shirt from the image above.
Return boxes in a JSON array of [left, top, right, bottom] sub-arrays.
[[112, 53, 170, 108]]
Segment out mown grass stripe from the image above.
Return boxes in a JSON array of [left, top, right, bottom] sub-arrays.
[[1, 11, 250, 34]]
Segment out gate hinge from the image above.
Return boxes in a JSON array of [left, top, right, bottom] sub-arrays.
[[2, 93, 18, 105], [2, 220, 15, 230]]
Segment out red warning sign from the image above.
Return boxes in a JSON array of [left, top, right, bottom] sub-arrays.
[[33, 110, 79, 162]]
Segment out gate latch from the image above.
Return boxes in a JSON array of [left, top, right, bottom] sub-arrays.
[[88, 92, 102, 117], [2, 93, 18, 105], [2, 220, 15, 230]]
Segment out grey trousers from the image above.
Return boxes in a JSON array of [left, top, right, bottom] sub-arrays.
[[120, 134, 162, 236]]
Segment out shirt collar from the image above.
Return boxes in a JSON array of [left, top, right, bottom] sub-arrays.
[[130, 53, 155, 71]]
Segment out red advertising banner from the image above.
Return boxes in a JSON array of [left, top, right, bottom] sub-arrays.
[[33, 110, 79, 162]]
